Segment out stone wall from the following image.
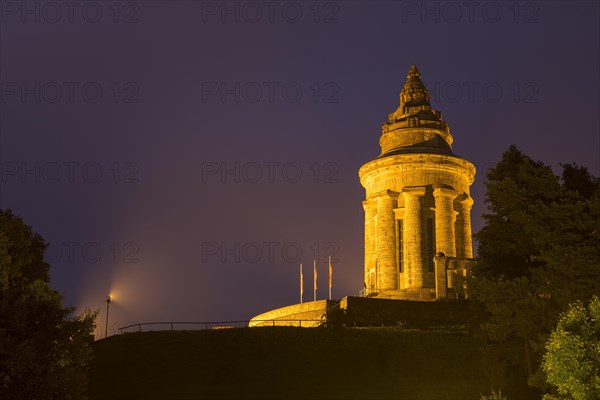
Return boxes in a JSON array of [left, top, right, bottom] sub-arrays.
[[339, 296, 470, 327], [249, 300, 336, 327], [250, 297, 471, 328]]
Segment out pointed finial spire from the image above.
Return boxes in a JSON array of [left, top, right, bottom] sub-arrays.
[[380, 64, 452, 155], [407, 64, 421, 80], [399, 64, 430, 110]]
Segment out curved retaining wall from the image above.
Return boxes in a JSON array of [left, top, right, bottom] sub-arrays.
[[249, 300, 335, 328]]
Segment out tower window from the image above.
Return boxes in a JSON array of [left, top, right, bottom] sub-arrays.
[[397, 219, 403, 273], [370, 270, 376, 291], [426, 218, 435, 272]]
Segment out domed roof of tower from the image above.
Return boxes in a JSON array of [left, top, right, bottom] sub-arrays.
[[379, 65, 454, 157]]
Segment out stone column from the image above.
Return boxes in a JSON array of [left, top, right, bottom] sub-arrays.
[[433, 187, 457, 258], [455, 195, 474, 258], [363, 200, 377, 291], [376, 192, 397, 291], [402, 187, 426, 289]]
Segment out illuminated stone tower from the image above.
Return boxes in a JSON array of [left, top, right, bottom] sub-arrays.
[[359, 65, 476, 301]]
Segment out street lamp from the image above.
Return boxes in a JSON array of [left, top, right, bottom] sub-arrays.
[[105, 295, 112, 339]]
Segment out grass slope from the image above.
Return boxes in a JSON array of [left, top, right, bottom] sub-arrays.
[[90, 327, 533, 400]]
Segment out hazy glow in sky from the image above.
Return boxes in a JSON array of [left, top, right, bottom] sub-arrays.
[[1, 2, 598, 331]]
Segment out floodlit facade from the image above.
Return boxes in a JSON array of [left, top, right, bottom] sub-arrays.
[[359, 65, 476, 301]]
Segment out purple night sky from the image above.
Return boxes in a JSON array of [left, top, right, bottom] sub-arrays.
[[1, 1, 598, 336]]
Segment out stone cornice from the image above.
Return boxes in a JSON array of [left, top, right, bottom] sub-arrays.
[[359, 153, 476, 186]]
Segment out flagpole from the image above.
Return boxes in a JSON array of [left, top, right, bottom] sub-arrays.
[[300, 263, 303, 304], [329, 255, 332, 301], [313, 259, 317, 302]]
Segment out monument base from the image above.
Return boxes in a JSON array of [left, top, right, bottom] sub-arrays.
[[249, 296, 470, 328]]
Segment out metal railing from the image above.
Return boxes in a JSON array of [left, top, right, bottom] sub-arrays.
[[117, 319, 325, 334]]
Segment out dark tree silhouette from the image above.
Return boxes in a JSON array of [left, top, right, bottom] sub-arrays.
[[0, 209, 98, 400], [469, 146, 600, 392]]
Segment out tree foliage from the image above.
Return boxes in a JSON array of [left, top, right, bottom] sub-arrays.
[[542, 297, 600, 400], [480, 389, 508, 400], [470, 145, 600, 393], [0, 209, 98, 400]]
